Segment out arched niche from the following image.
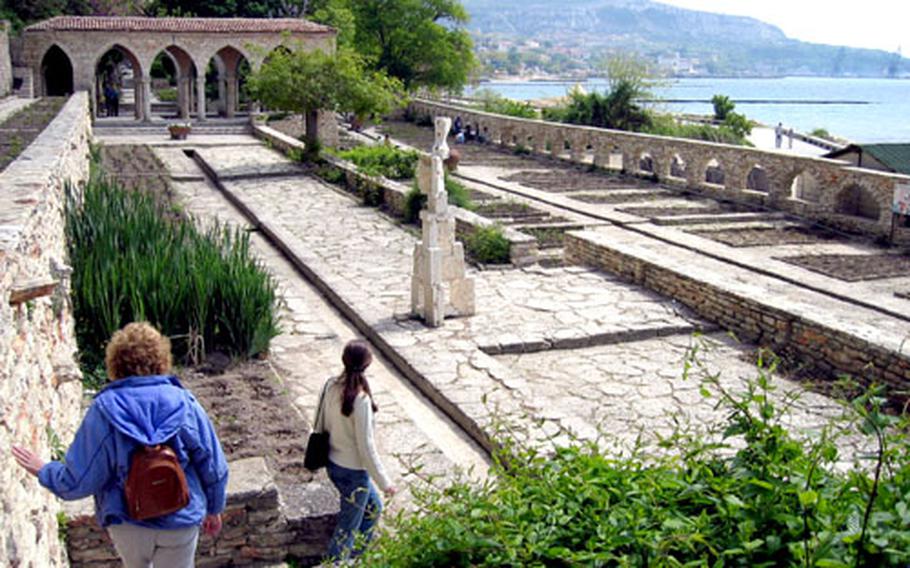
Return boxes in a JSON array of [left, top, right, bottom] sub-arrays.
[[41, 45, 73, 97], [836, 183, 880, 220]]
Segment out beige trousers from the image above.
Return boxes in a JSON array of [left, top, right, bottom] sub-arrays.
[[107, 523, 199, 568]]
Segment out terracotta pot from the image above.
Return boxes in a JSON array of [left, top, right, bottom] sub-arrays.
[[444, 148, 461, 172]]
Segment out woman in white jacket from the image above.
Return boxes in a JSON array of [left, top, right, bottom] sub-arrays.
[[320, 339, 396, 561]]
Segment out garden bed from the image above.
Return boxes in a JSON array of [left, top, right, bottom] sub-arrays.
[[500, 169, 654, 192], [618, 205, 732, 218], [183, 361, 314, 492], [517, 225, 581, 249], [0, 97, 66, 172], [690, 226, 841, 247], [777, 253, 910, 281], [99, 145, 175, 206], [571, 191, 673, 204]]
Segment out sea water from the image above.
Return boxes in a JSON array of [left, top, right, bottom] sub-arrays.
[[468, 77, 910, 143]]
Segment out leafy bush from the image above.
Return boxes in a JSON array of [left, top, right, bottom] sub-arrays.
[[154, 87, 178, 102], [545, 80, 652, 132], [474, 89, 538, 119], [711, 93, 735, 120], [465, 225, 510, 264], [316, 164, 346, 184], [66, 167, 280, 372], [338, 144, 419, 180], [403, 176, 474, 223], [363, 348, 910, 566], [647, 114, 752, 146], [811, 128, 834, 141]]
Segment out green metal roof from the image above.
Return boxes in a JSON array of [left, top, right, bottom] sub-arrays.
[[827, 143, 910, 175]]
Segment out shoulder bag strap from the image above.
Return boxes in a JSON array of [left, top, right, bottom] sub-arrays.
[[313, 378, 332, 433]]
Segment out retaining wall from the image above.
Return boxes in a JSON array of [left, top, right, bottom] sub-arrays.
[[64, 457, 337, 567], [251, 122, 539, 266], [0, 92, 92, 567], [409, 99, 910, 240], [565, 231, 910, 395], [0, 21, 11, 96]]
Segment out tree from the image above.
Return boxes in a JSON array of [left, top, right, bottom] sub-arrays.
[[247, 46, 401, 148], [308, 0, 475, 92], [711, 94, 735, 121], [144, 0, 308, 17]]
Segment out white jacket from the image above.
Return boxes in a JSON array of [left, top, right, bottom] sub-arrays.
[[318, 377, 391, 491]]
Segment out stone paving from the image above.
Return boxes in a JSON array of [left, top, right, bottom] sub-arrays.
[[142, 140, 490, 514], [147, 137, 874, 464], [380, 119, 910, 321]]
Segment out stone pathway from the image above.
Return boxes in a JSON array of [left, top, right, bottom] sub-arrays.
[[142, 141, 490, 514], [156, 137, 871, 463]]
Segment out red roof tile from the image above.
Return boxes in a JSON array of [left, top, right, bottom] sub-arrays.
[[26, 16, 333, 34]]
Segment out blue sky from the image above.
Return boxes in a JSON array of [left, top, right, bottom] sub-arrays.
[[659, 0, 906, 53]]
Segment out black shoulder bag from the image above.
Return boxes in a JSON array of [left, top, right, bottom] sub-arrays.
[[304, 379, 331, 471]]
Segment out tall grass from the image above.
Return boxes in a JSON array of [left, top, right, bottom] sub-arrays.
[[66, 167, 280, 371]]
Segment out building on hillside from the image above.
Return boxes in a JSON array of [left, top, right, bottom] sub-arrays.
[[825, 143, 910, 176]]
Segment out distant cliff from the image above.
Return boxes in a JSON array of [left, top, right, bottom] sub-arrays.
[[463, 0, 908, 77]]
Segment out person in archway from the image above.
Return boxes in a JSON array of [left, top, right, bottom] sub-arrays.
[[12, 322, 228, 568], [107, 83, 120, 117], [318, 339, 396, 562]]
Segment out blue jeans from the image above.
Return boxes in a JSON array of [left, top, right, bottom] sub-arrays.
[[326, 461, 383, 561]]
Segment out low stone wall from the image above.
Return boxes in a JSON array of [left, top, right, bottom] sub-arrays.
[[565, 231, 910, 395], [0, 92, 92, 566], [410, 99, 910, 241], [251, 122, 539, 266], [64, 457, 338, 567], [0, 21, 11, 96]]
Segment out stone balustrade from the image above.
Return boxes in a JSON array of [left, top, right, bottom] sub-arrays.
[[409, 99, 910, 240], [0, 92, 92, 567]]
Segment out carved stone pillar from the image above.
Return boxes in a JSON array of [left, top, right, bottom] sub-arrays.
[[196, 76, 206, 121]]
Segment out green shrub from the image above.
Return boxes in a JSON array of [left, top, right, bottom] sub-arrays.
[[364, 347, 910, 566], [266, 111, 291, 123], [646, 114, 752, 146], [404, 176, 474, 223], [465, 225, 510, 264], [66, 167, 280, 374], [474, 89, 538, 119], [154, 87, 177, 102], [316, 164, 345, 184], [339, 144, 419, 180], [711, 93, 735, 120], [811, 127, 833, 141]]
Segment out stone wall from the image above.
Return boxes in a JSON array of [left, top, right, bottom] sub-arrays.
[[64, 457, 337, 567], [565, 231, 910, 395], [0, 92, 92, 567], [251, 122, 539, 266], [0, 20, 11, 96], [409, 99, 910, 240]]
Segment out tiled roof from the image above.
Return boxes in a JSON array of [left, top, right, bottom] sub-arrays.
[[25, 16, 333, 34], [827, 143, 910, 176]]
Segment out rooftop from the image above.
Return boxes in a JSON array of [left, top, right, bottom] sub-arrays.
[[25, 16, 333, 34], [826, 143, 910, 176]]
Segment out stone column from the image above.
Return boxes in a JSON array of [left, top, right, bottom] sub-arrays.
[[177, 77, 189, 119], [217, 74, 226, 116], [142, 74, 152, 122], [132, 77, 143, 121], [225, 73, 237, 118], [196, 76, 206, 121]]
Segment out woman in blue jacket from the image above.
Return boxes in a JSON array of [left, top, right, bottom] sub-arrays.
[[12, 322, 229, 568]]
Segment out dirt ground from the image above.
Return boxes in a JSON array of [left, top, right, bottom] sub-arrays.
[[182, 361, 315, 489]]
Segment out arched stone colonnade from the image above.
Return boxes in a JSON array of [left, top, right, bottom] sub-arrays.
[[22, 16, 335, 121], [412, 99, 910, 237]]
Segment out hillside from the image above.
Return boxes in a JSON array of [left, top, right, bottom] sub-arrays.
[[462, 0, 908, 78]]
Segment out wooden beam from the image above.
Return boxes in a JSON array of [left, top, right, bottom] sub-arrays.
[[9, 278, 58, 306]]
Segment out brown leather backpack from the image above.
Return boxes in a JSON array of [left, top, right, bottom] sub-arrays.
[[124, 444, 190, 521]]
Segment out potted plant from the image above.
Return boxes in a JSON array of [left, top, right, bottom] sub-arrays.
[[168, 122, 192, 140]]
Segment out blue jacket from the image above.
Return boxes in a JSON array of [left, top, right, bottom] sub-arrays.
[[38, 375, 229, 529]]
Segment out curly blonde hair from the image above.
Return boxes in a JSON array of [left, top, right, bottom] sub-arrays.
[[105, 322, 173, 380]]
